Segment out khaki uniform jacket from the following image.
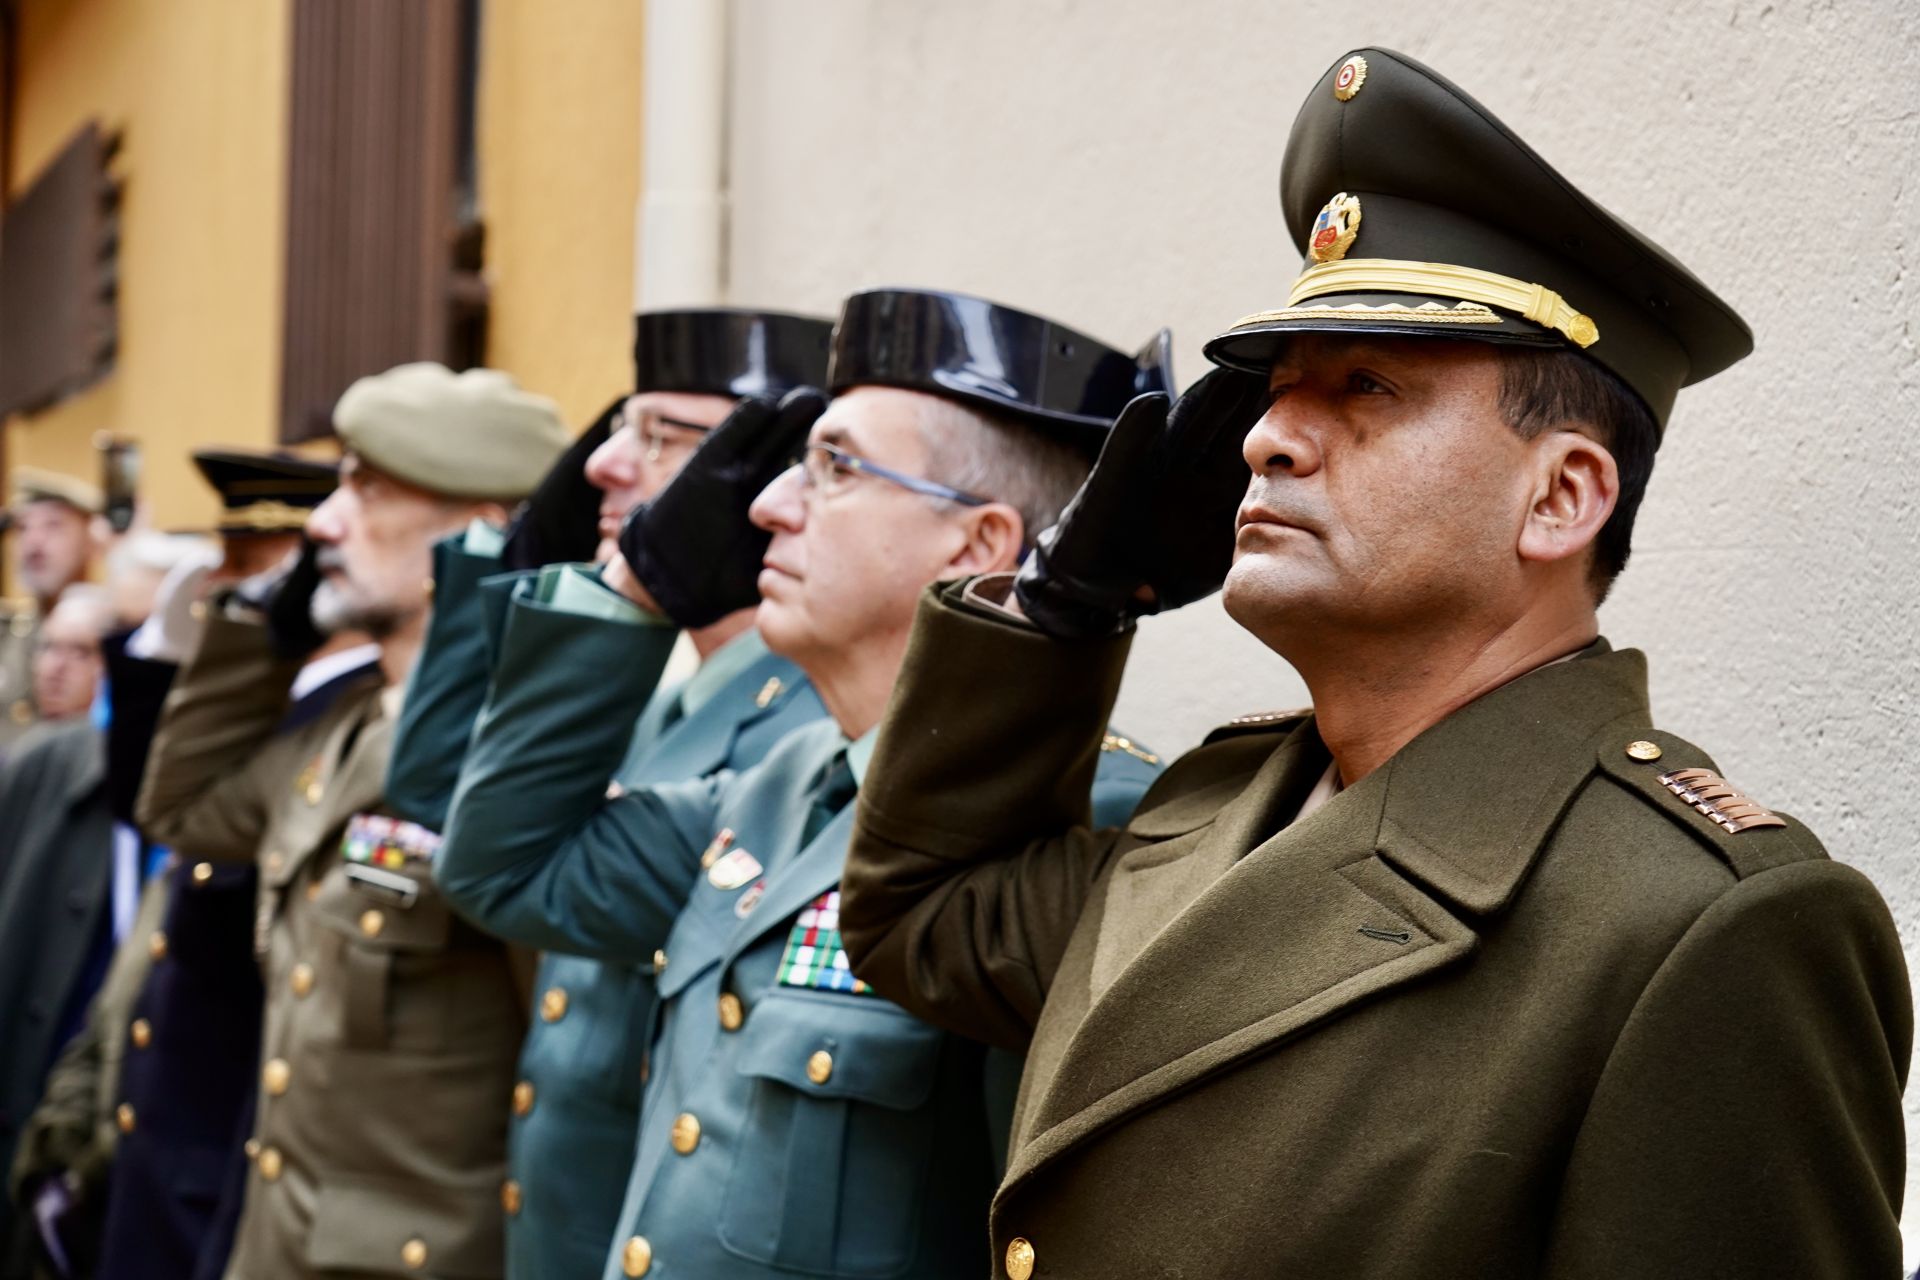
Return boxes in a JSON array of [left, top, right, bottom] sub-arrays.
[[0, 603, 38, 754], [137, 611, 528, 1280], [840, 585, 1912, 1279]]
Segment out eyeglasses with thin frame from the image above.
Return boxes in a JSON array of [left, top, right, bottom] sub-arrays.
[[798, 442, 989, 507], [622, 401, 715, 463]]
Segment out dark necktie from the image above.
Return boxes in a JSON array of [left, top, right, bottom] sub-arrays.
[[800, 752, 857, 846]]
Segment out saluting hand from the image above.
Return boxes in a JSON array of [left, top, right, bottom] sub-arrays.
[[500, 394, 623, 571], [234, 537, 328, 659], [1014, 368, 1270, 638], [617, 387, 827, 628]]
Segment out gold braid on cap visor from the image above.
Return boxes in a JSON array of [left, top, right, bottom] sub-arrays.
[[1232, 258, 1600, 348]]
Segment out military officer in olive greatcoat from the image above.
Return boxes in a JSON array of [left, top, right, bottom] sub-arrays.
[[839, 50, 1911, 1280], [384, 309, 838, 1280], [433, 288, 1169, 1280], [1, 469, 101, 753], [136, 364, 567, 1280]]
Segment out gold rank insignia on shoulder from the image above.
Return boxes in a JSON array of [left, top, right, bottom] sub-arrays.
[[1333, 54, 1368, 101], [1101, 732, 1160, 765], [294, 756, 324, 805], [1308, 192, 1363, 263], [1657, 768, 1788, 834], [1226, 707, 1310, 728]]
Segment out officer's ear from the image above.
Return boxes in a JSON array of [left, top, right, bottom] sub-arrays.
[[1517, 428, 1617, 571], [944, 501, 1026, 577]]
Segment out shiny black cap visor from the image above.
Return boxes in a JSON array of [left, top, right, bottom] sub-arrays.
[[828, 288, 1172, 452], [633, 309, 834, 400]]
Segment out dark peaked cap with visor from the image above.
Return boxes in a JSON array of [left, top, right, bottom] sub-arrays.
[[1205, 47, 1752, 430], [632, 308, 834, 399], [829, 287, 1174, 454]]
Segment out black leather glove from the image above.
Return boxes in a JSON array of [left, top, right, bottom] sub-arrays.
[[234, 537, 327, 659], [617, 387, 827, 628], [1014, 368, 1271, 638], [501, 394, 623, 571]]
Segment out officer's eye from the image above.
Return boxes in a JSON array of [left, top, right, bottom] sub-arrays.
[[1348, 370, 1391, 395]]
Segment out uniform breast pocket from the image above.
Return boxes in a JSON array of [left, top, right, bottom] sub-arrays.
[[719, 990, 946, 1278], [313, 862, 453, 1052]]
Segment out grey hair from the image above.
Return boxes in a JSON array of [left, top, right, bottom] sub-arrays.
[[913, 398, 1092, 546]]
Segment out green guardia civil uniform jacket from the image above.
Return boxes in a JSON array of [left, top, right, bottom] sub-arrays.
[[433, 572, 1162, 1280], [385, 536, 829, 1280], [136, 607, 529, 1280], [838, 583, 1912, 1280]]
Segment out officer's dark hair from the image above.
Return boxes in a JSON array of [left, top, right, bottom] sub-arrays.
[[916, 399, 1090, 546], [1494, 347, 1659, 604]]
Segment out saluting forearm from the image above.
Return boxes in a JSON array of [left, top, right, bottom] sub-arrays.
[[434, 589, 701, 963], [135, 608, 302, 859], [841, 580, 1134, 1051]]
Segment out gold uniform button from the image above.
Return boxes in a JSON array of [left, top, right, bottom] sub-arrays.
[[244, 1138, 261, 1161], [501, 1179, 522, 1215], [670, 1112, 701, 1155], [115, 1103, 136, 1134], [621, 1236, 653, 1276], [1625, 739, 1664, 762], [806, 1050, 833, 1085], [359, 909, 385, 938], [718, 992, 744, 1031], [189, 599, 208, 622], [512, 1080, 536, 1116], [1005, 1236, 1035, 1280], [401, 1238, 428, 1270], [290, 963, 315, 998], [540, 987, 569, 1022], [148, 931, 168, 961], [263, 1058, 292, 1096], [652, 948, 668, 975], [191, 861, 214, 885], [130, 1018, 152, 1049], [305, 880, 322, 902], [258, 1146, 283, 1181], [304, 780, 324, 806]]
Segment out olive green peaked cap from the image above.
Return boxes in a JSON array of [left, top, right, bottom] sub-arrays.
[[1205, 47, 1753, 427]]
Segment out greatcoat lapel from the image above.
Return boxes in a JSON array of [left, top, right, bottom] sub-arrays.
[[1003, 643, 1655, 1198]]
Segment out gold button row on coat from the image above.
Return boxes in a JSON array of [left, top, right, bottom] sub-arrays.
[[513, 1081, 536, 1116], [115, 1103, 135, 1134], [130, 1018, 152, 1049], [717, 992, 744, 1031], [670, 1112, 701, 1155], [359, 909, 385, 938], [257, 1146, 283, 1181], [501, 1179, 522, 1216], [148, 931, 168, 961], [191, 861, 214, 885], [1005, 1236, 1035, 1280], [401, 1237, 428, 1269], [622, 1236, 653, 1276], [806, 1050, 834, 1085], [290, 963, 315, 998], [540, 987, 569, 1022], [263, 1058, 292, 1097]]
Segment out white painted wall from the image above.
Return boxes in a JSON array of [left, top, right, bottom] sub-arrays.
[[721, 0, 1920, 1254]]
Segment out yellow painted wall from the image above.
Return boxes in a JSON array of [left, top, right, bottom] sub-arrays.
[[477, 0, 644, 431], [4, 0, 293, 534]]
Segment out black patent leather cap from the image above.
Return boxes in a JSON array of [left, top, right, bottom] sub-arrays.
[[632, 308, 834, 398], [187, 448, 337, 535], [829, 288, 1173, 451], [1205, 47, 1752, 429]]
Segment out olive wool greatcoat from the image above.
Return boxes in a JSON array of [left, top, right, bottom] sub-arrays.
[[839, 583, 1912, 1280]]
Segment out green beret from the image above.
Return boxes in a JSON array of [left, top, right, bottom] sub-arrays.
[[8, 465, 104, 515], [331, 362, 569, 500]]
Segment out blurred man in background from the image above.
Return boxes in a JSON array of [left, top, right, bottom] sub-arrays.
[[8, 448, 370, 1280], [2, 471, 103, 749], [27, 590, 112, 726]]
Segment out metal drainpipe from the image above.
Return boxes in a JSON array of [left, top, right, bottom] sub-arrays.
[[634, 0, 729, 310]]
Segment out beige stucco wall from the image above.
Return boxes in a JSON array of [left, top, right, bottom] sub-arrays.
[[3, 0, 291, 534], [477, 0, 645, 429], [722, 0, 1920, 1251]]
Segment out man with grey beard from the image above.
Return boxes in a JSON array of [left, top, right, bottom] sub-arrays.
[[135, 363, 566, 1280]]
